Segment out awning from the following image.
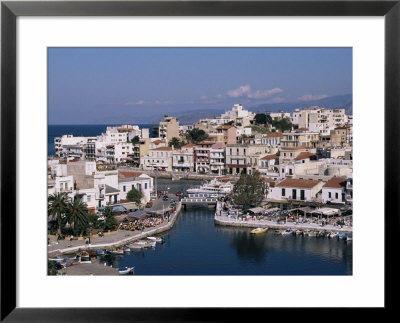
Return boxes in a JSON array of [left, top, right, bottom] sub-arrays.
[[311, 208, 340, 216], [248, 207, 265, 214]]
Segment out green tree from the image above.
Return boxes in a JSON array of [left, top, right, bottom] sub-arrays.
[[272, 117, 292, 132], [231, 171, 268, 210], [130, 136, 140, 144], [104, 217, 118, 231], [254, 113, 267, 125], [126, 188, 143, 204], [66, 197, 89, 236], [48, 192, 70, 239], [186, 128, 208, 144], [103, 206, 115, 218], [224, 120, 235, 126], [169, 137, 185, 149]]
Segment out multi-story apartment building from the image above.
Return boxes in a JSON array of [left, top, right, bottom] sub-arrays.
[[159, 116, 180, 141], [297, 107, 347, 129], [141, 146, 174, 171], [172, 144, 195, 172], [330, 126, 352, 147], [225, 144, 271, 175], [281, 130, 320, 148], [193, 141, 215, 173], [54, 135, 98, 159], [210, 144, 225, 175]]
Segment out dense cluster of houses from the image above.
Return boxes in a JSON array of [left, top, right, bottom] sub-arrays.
[[50, 103, 353, 209]]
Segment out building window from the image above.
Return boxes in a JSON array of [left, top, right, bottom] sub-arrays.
[[328, 192, 331, 198], [335, 192, 338, 199], [123, 186, 126, 192], [282, 188, 285, 196]]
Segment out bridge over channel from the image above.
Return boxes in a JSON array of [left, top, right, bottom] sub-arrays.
[[180, 197, 218, 209]]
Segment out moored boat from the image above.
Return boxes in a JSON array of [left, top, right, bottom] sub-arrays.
[[147, 236, 164, 243], [128, 243, 144, 250], [109, 249, 124, 255], [338, 233, 346, 240], [329, 232, 338, 238], [250, 227, 268, 234], [77, 251, 91, 264], [281, 229, 294, 235], [345, 234, 353, 243], [295, 230, 303, 236], [118, 266, 135, 275]]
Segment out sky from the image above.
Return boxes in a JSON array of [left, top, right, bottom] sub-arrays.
[[48, 47, 352, 124]]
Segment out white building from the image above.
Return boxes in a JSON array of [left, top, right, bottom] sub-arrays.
[[172, 144, 195, 172], [269, 178, 324, 202], [321, 177, 347, 204], [118, 171, 153, 203], [142, 146, 174, 171]]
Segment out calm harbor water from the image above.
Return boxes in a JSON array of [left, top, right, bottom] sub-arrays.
[[97, 179, 353, 275]]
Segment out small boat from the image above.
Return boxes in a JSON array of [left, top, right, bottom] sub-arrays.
[[250, 227, 268, 234], [123, 247, 131, 253], [77, 251, 91, 264], [118, 266, 135, 275], [147, 236, 164, 243], [338, 233, 346, 240], [281, 229, 294, 235], [345, 235, 353, 243], [295, 230, 303, 236], [109, 249, 124, 255], [94, 249, 105, 256], [329, 232, 338, 238], [128, 242, 144, 250]]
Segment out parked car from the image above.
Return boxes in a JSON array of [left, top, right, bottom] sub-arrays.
[[162, 195, 169, 201], [175, 192, 184, 197]]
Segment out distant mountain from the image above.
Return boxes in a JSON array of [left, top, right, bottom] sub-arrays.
[[248, 94, 353, 115], [175, 94, 352, 124]]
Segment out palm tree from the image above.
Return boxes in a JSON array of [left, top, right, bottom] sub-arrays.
[[48, 192, 70, 239], [66, 197, 89, 236]]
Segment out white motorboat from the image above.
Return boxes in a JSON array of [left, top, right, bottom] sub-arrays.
[[329, 232, 338, 238], [109, 249, 124, 255], [281, 229, 294, 235], [128, 243, 144, 250], [118, 266, 135, 275], [186, 178, 233, 197], [147, 236, 164, 243]]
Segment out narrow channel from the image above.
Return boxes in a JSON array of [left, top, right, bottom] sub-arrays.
[[94, 179, 352, 275]]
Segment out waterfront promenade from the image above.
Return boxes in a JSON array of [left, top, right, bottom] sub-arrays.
[[214, 215, 352, 233], [48, 201, 182, 257]]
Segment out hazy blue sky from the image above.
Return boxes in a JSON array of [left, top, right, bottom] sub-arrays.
[[48, 47, 352, 124]]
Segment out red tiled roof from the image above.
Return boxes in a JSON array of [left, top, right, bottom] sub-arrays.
[[151, 147, 173, 151], [295, 152, 315, 160], [119, 171, 143, 179], [280, 146, 310, 151], [276, 178, 321, 189], [260, 154, 279, 160], [182, 144, 196, 148], [266, 132, 283, 138], [152, 140, 165, 144], [323, 177, 347, 189]]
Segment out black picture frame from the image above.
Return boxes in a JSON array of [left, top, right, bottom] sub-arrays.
[[1, 0, 398, 321]]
